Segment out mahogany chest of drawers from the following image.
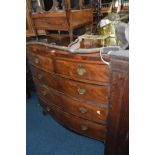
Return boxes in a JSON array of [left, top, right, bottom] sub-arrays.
[[27, 40, 129, 155], [27, 42, 111, 142], [27, 41, 128, 149]]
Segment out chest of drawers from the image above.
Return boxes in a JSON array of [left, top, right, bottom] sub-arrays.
[[27, 41, 129, 155], [27, 43, 111, 141]]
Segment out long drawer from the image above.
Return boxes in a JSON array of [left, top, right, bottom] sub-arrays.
[[54, 59, 110, 85], [31, 66, 109, 104], [35, 80, 108, 124], [39, 98, 105, 141]]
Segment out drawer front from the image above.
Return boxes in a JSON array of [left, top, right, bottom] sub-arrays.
[[27, 52, 53, 73], [55, 76, 109, 104], [39, 99, 105, 141], [55, 59, 110, 84], [35, 83, 108, 124], [32, 67, 109, 104]]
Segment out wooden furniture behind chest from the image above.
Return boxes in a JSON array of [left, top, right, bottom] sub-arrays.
[[26, 0, 46, 37], [31, 0, 93, 41], [27, 0, 35, 36], [27, 42, 111, 141]]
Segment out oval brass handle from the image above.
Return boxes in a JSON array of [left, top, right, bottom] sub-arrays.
[[35, 58, 39, 64], [42, 91, 47, 96], [80, 125, 88, 131], [77, 88, 86, 95], [77, 65, 86, 76], [46, 107, 50, 112], [38, 74, 42, 79], [79, 107, 87, 114]]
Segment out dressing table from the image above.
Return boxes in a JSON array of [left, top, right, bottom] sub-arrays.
[[30, 0, 93, 41]]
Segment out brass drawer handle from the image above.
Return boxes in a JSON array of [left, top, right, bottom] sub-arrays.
[[80, 125, 88, 131], [42, 91, 47, 96], [77, 88, 86, 95], [46, 107, 50, 112], [38, 74, 42, 79], [79, 107, 87, 114], [77, 64, 86, 76], [35, 58, 39, 64]]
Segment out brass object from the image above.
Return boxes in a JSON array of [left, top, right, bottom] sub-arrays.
[[79, 107, 87, 114], [77, 88, 86, 95], [42, 91, 47, 96], [80, 125, 88, 131], [104, 37, 118, 46], [99, 23, 118, 46], [38, 74, 42, 79], [100, 23, 115, 37], [35, 58, 39, 64], [77, 64, 86, 76]]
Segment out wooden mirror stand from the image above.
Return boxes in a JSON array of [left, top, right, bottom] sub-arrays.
[[30, 0, 93, 42]]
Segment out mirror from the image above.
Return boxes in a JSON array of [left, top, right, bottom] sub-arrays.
[[83, 0, 92, 8], [31, 0, 66, 12], [43, 0, 53, 11], [31, 0, 92, 13], [31, 0, 45, 12]]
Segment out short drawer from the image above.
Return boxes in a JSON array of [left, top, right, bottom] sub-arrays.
[[36, 83, 108, 124], [32, 67, 109, 104], [55, 59, 110, 85], [27, 52, 53, 73], [39, 99, 105, 141], [27, 44, 48, 55]]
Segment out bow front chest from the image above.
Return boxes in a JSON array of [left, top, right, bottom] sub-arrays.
[[27, 43, 111, 141]]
